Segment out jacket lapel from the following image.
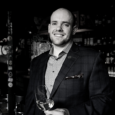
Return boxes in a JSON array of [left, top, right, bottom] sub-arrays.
[[36, 52, 50, 86], [50, 43, 80, 98]]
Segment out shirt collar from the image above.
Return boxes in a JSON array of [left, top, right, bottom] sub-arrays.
[[49, 41, 73, 57]]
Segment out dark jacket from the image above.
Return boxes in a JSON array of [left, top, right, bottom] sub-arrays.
[[24, 43, 113, 115]]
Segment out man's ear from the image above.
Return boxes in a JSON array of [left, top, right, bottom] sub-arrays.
[[72, 25, 78, 35], [48, 24, 50, 33]]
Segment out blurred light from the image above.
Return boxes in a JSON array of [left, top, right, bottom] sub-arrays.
[[28, 31, 32, 34]]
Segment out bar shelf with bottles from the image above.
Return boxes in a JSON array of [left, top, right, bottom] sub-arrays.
[[74, 4, 115, 77], [74, 32, 115, 77], [93, 5, 115, 77]]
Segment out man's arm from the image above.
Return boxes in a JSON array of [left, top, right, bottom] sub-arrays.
[[24, 59, 38, 115], [45, 53, 113, 115], [68, 52, 113, 115], [23, 66, 36, 115]]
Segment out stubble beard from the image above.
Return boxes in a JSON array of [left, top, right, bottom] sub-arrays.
[[50, 36, 71, 47]]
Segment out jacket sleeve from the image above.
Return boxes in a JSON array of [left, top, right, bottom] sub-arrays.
[[68, 53, 113, 115], [23, 60, 36, 115], [23, 52, 49, 115]]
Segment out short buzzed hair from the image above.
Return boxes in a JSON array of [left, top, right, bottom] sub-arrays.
[[50, 8, 76, 27]]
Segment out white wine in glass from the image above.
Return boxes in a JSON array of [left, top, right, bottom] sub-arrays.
[[35, 85, 54, 111]]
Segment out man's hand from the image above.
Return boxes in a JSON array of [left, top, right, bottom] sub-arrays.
[[44, 108, 70, 115]]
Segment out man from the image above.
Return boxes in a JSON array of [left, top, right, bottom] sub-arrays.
[[24, 8, 113, 115]]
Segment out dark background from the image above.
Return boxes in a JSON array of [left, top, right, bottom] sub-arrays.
[[0, 1, 115, 114], [1, 1, 114, 39]]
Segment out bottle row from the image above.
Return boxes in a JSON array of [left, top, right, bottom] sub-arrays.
[[108, 66, 115, 77], [98, 50, 115, 65], [73, 35, 115, 46], [94, 14, 115, 29], [78, 4, 115, 30], [99, 51, 115, 65], [84, 36, 115, 46], [105, 55, 115, 64], [78, 13, 115, 30]]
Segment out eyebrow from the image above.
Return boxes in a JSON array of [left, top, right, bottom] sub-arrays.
[[51, 21, 71, 24]]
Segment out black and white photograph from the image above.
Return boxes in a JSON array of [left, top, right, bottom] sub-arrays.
[[0, 1, 115, 115]]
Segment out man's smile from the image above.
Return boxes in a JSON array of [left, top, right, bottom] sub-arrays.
[[53, 32, 65, 37], [54, 34, 63, 37]]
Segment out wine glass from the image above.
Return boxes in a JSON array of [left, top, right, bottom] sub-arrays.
[[35, 85, 54, 111]]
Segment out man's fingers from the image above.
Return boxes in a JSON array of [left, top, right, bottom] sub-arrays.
[[44, 108, 69, 115], [44, 110, 52, 115]]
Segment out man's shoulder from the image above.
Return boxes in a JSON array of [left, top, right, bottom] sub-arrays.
[[79, 46, 98, 53], [72, 43, 99, 54], [32, 51, 49, 62], [77, 46, 100, 57]]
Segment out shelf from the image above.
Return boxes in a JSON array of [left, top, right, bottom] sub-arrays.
[[75, 29, 93, 33], [39, 30, 48, 35], [105, 64, 115, 66], [83, 45, 115, 48], [38, 29, 93, 35]]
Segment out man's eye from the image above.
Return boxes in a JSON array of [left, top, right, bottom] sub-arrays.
[[64, 23, 69, 27], [52, 22, 57, 25]]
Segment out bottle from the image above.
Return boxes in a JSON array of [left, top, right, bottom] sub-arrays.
[[108, 36, 112, 45], [110, 4, 115, 34], [106, 9, 112, 33], [89, 37, 94, 46], [102, 14, 107, 29], [112, 53, 115, 64], [97, 37, 101, 45], [113, 67, 115, 77], [108, 66, 111, 76], [83, 37, 87, 46], [79, 12, 86, 29], [0, 41, 2, 55], [98, 14, 102, 30], [111, 66, 114, 77], [101, 36, 107, 45], [113, 36, 115, 45], [94, 14, 99, 30], [85, 14, 93, 29], [105, 52, 110, 64]]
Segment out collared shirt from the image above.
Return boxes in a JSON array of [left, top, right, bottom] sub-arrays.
[[45, 41, 73, 98]]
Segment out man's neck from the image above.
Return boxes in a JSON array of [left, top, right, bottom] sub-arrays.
[[53, 46, 64, 57], [52, 41, 72, 57]]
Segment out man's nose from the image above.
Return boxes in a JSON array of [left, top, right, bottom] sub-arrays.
[[56, 25, 63, 31]]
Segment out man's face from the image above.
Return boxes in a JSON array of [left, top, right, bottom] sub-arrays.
[[48, 9, 74, 47]]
